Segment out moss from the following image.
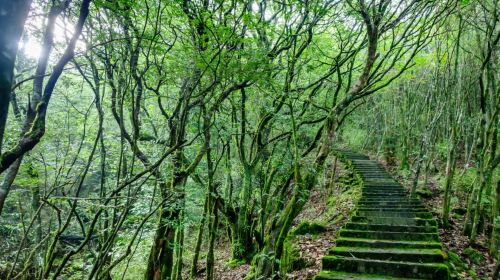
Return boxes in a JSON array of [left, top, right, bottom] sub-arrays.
[[463, 247, 485, 265], [279, 236, 312, 275], [226, 259, 247, 268], [291, 221, 327, 236], [447, 250, 466, 271], [329, 214, 344, 225], [416, 187, 433, 198]]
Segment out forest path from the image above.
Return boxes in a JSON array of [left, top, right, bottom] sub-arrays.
[[313, 151, 450, 280]]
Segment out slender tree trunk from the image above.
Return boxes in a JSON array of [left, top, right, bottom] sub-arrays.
[[0, 158, 22, 217], [190, 194, 208, 279], [442, 127, 457, 227], [490, 180, 500, 258], [172, 211, 185, 280], [470, 169, 490, 242]]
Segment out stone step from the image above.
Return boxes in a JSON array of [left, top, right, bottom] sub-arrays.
[[314, 271, 422, 280], [335, 237, 442, 249], [357, 211, 432, 219], [321, 256, 449, 279], [329, 247, 445, 263], [362, 186, 405, 189], [357, 207, 427, 212], [345, 156, 370, 160], [351, 216, 437, 227], [362, 192, 406, 196], [358, 198, 420, 203], [361, 175, 392, 178], [358, 202, 422, 207], [345, 222, 437, 233], [363, 183, 402, 187], [362, 185, 405, 189], [362, 193, 407, 197], [338, 229, 439, 241], [361, 187, 406, 191]]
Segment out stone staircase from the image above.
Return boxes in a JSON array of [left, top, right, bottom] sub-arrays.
[[314, 151, 449, 280]]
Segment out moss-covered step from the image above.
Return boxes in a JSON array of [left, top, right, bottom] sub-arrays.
[[358, 201, 421, 207], [335, 237, 442, 249], [338, 229, 439, 241], [358, 200, 422, 205], [357, 204, 423, 209], [362, 192, 407, 197], [356, 211, 433, 219], [351, 216, 437, 227], [340, 152, 370, 159], [354, 170, 387, 173], [361, 176, 394, 180], [358, 197, 420, 201], [328, 247, 445, 263], [345, 223, 437, 233], [314, 271, 423, 280], [362, 180, 401, 185], [357, 207, 427, 212], [362, 193, 407, 197], [361, 187, 406, 192], [322, 256, 449, 279]]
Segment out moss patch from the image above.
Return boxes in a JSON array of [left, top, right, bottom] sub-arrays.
[[291, 221, 327, 236], [463, 247, 485, 265], [280, 236, 312, 275], [416, 188, 433, 198]]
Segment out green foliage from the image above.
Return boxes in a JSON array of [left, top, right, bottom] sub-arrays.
[[463, 247, 485, 265]]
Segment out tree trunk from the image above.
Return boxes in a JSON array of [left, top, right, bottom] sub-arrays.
[[490, 180, 500, 258], [442, 127, 457, 227], [232, 167, 254, 261], [190, 195, 208, 279], [0, 0, 32, 153]]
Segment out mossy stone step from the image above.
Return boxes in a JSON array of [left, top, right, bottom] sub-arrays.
[[361, 176, 393, 179], [314, 271, 423, 280], [361, 198, 408, 203], [335, 237, 442, 249], [345, 222, 437, 233], [329, 247, 445, 262], [357, 207, 427, 212], [362, 192, 406, 196], [321, 256, 449, 279], [358, 202, 422, 208], [361, 187, 406, 191], [338, 229, 439, 241], [362, 182, 401, 187], [358, 199, 420, 203], [358, 173, 390, 176], [357, 211, 432, 219], [351, 216, 437, 227], [344, 156, 370, 160], [359, 196, 418, 200]]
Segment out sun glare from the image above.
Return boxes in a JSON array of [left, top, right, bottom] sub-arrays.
[[19, 38, 42, 59]]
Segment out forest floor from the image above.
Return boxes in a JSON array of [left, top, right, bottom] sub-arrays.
[[377, 156, 498, 280]]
